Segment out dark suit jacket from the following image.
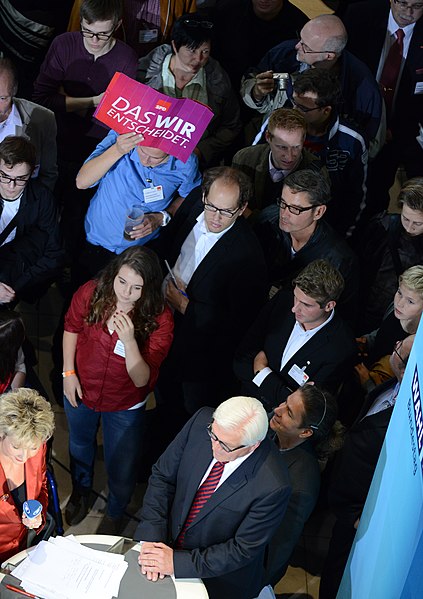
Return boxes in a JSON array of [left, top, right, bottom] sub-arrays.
[[233, 289, 357, 409], [265, 438, 320, 586], [341, 1, 423, 137], [135, 407, 291, 599], [0, 180, 64, 294], [153, 188, 268, 383], [328, 378, 396, 523]]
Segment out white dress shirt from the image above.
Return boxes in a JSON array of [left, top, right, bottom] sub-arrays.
[[173, 211, 235, 286], [253, 310, 335, 387]]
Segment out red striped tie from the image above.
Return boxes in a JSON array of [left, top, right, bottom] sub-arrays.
[[175, 461, 226, 549]]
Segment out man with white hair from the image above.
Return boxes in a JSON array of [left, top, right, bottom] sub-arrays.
[[241, 14, 383, 154], [135, 396, 291, 599]]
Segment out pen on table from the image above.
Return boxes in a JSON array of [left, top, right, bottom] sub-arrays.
[[164, 260, 189, 298], [5, 584, 40, 599]]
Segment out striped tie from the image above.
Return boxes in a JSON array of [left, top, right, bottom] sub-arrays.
[[175, 461, 226, 549]]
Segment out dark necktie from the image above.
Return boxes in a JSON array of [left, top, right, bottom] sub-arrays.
[[0, 197, 3, 218], [380, 28, 404, 118], [175, 461, 226, 549]]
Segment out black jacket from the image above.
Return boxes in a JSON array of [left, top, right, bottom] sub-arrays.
[[255, 218, 360, 330], [234, 288, 357, 410], [0, 179, 63, 293]]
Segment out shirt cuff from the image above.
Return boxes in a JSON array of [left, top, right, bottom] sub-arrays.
[[253, 367, 272, 387]]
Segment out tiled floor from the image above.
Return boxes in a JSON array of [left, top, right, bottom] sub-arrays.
[[17, 281, 335, 598]]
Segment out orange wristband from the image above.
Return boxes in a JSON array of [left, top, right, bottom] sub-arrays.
[[62, 370, 76, 378]]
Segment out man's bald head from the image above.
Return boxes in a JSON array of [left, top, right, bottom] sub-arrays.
[[296, 15, 347, 67]]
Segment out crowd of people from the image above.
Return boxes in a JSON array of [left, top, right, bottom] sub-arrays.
[[0, 0, 422, 598]]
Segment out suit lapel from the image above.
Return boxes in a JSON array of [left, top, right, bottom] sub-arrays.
[[187, 221, 241, 291], [185, 441, 270, 530], [168, 206, 202, 266], [281, 315, 337, 375]]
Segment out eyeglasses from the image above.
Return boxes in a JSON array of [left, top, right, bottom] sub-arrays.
[[393, 0, 423, 10], [183, 19, 214, 29], [207, 423, 246, 453], [393, 340, 407, 366], [80, 26, 115, 41], [203, 201, 240, 219], [297, 39, 333, 55], [0, 170, 31, 186], [290, 96, 323, 113], [277, 198, 320, 215]]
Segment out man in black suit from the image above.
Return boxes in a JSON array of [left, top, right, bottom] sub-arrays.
[[319, 333, 415, 599], [154, 166, 268, 417], [339, 0, 423, 214], [0, 135, 63, 305], [234, 259, 357, 410], [135, 395, 291, 599]]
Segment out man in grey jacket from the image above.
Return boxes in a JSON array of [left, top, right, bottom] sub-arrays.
[[0, 58, 57, 191]]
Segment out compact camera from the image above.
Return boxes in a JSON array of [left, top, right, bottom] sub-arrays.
[[273, 73, 289, 90]]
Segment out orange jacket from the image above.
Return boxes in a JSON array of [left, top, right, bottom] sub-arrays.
[[0, 444, 49, 564]]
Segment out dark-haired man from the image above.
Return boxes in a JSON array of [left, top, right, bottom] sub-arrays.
[[255, 170, 359, 329], [33, 0, 138, 260], [234, 259, 356, 410], [265, 383, 338, 590], [0, 136, 63, 304], [291, 68, 368, 236], [0, 58, 57, 191]]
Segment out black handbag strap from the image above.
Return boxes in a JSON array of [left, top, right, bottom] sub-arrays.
[[0, 213, 19, 247]]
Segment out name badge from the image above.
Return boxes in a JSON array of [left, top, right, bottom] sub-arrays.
[[139, 29, 158, 43], [288, 364, 309, 387], [143, 185, 164, 203], [114, 339, 126, 357], [414, 82, 423, 95]]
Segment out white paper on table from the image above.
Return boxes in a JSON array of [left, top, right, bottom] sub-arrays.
[[13, 539, 127, 599]]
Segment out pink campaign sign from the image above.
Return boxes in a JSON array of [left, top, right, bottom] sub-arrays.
[[94, 72, 214, 163]]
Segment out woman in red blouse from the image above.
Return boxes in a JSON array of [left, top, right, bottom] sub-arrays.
[[63, 246, 173, 528]]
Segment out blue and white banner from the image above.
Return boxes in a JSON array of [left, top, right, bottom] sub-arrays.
[[337, 322, 423, 598]]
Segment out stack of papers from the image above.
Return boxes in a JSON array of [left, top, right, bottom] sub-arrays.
[[12, 536, 128, 599]]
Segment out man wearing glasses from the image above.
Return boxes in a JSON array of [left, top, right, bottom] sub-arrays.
[[0, 136, 63, 305], [241, 14, 383, 156], [151, 167, 267, 449], [291, 68, 368, 238], [32, 0, 137, 261], [338, 0, 423, 216], [135, 395, 291, 599], [319, 333, 415, 599], [254, 169, 359, 330]]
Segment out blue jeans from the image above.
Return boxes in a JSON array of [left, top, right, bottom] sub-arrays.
[[64, 399, 145, 518]]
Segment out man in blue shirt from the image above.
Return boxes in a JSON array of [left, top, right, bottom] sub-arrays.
[[77, 129, 201, 277]]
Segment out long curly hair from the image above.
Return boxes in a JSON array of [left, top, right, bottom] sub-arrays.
[[86, 246, 165, 346], [0, 311, 25, 384]]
